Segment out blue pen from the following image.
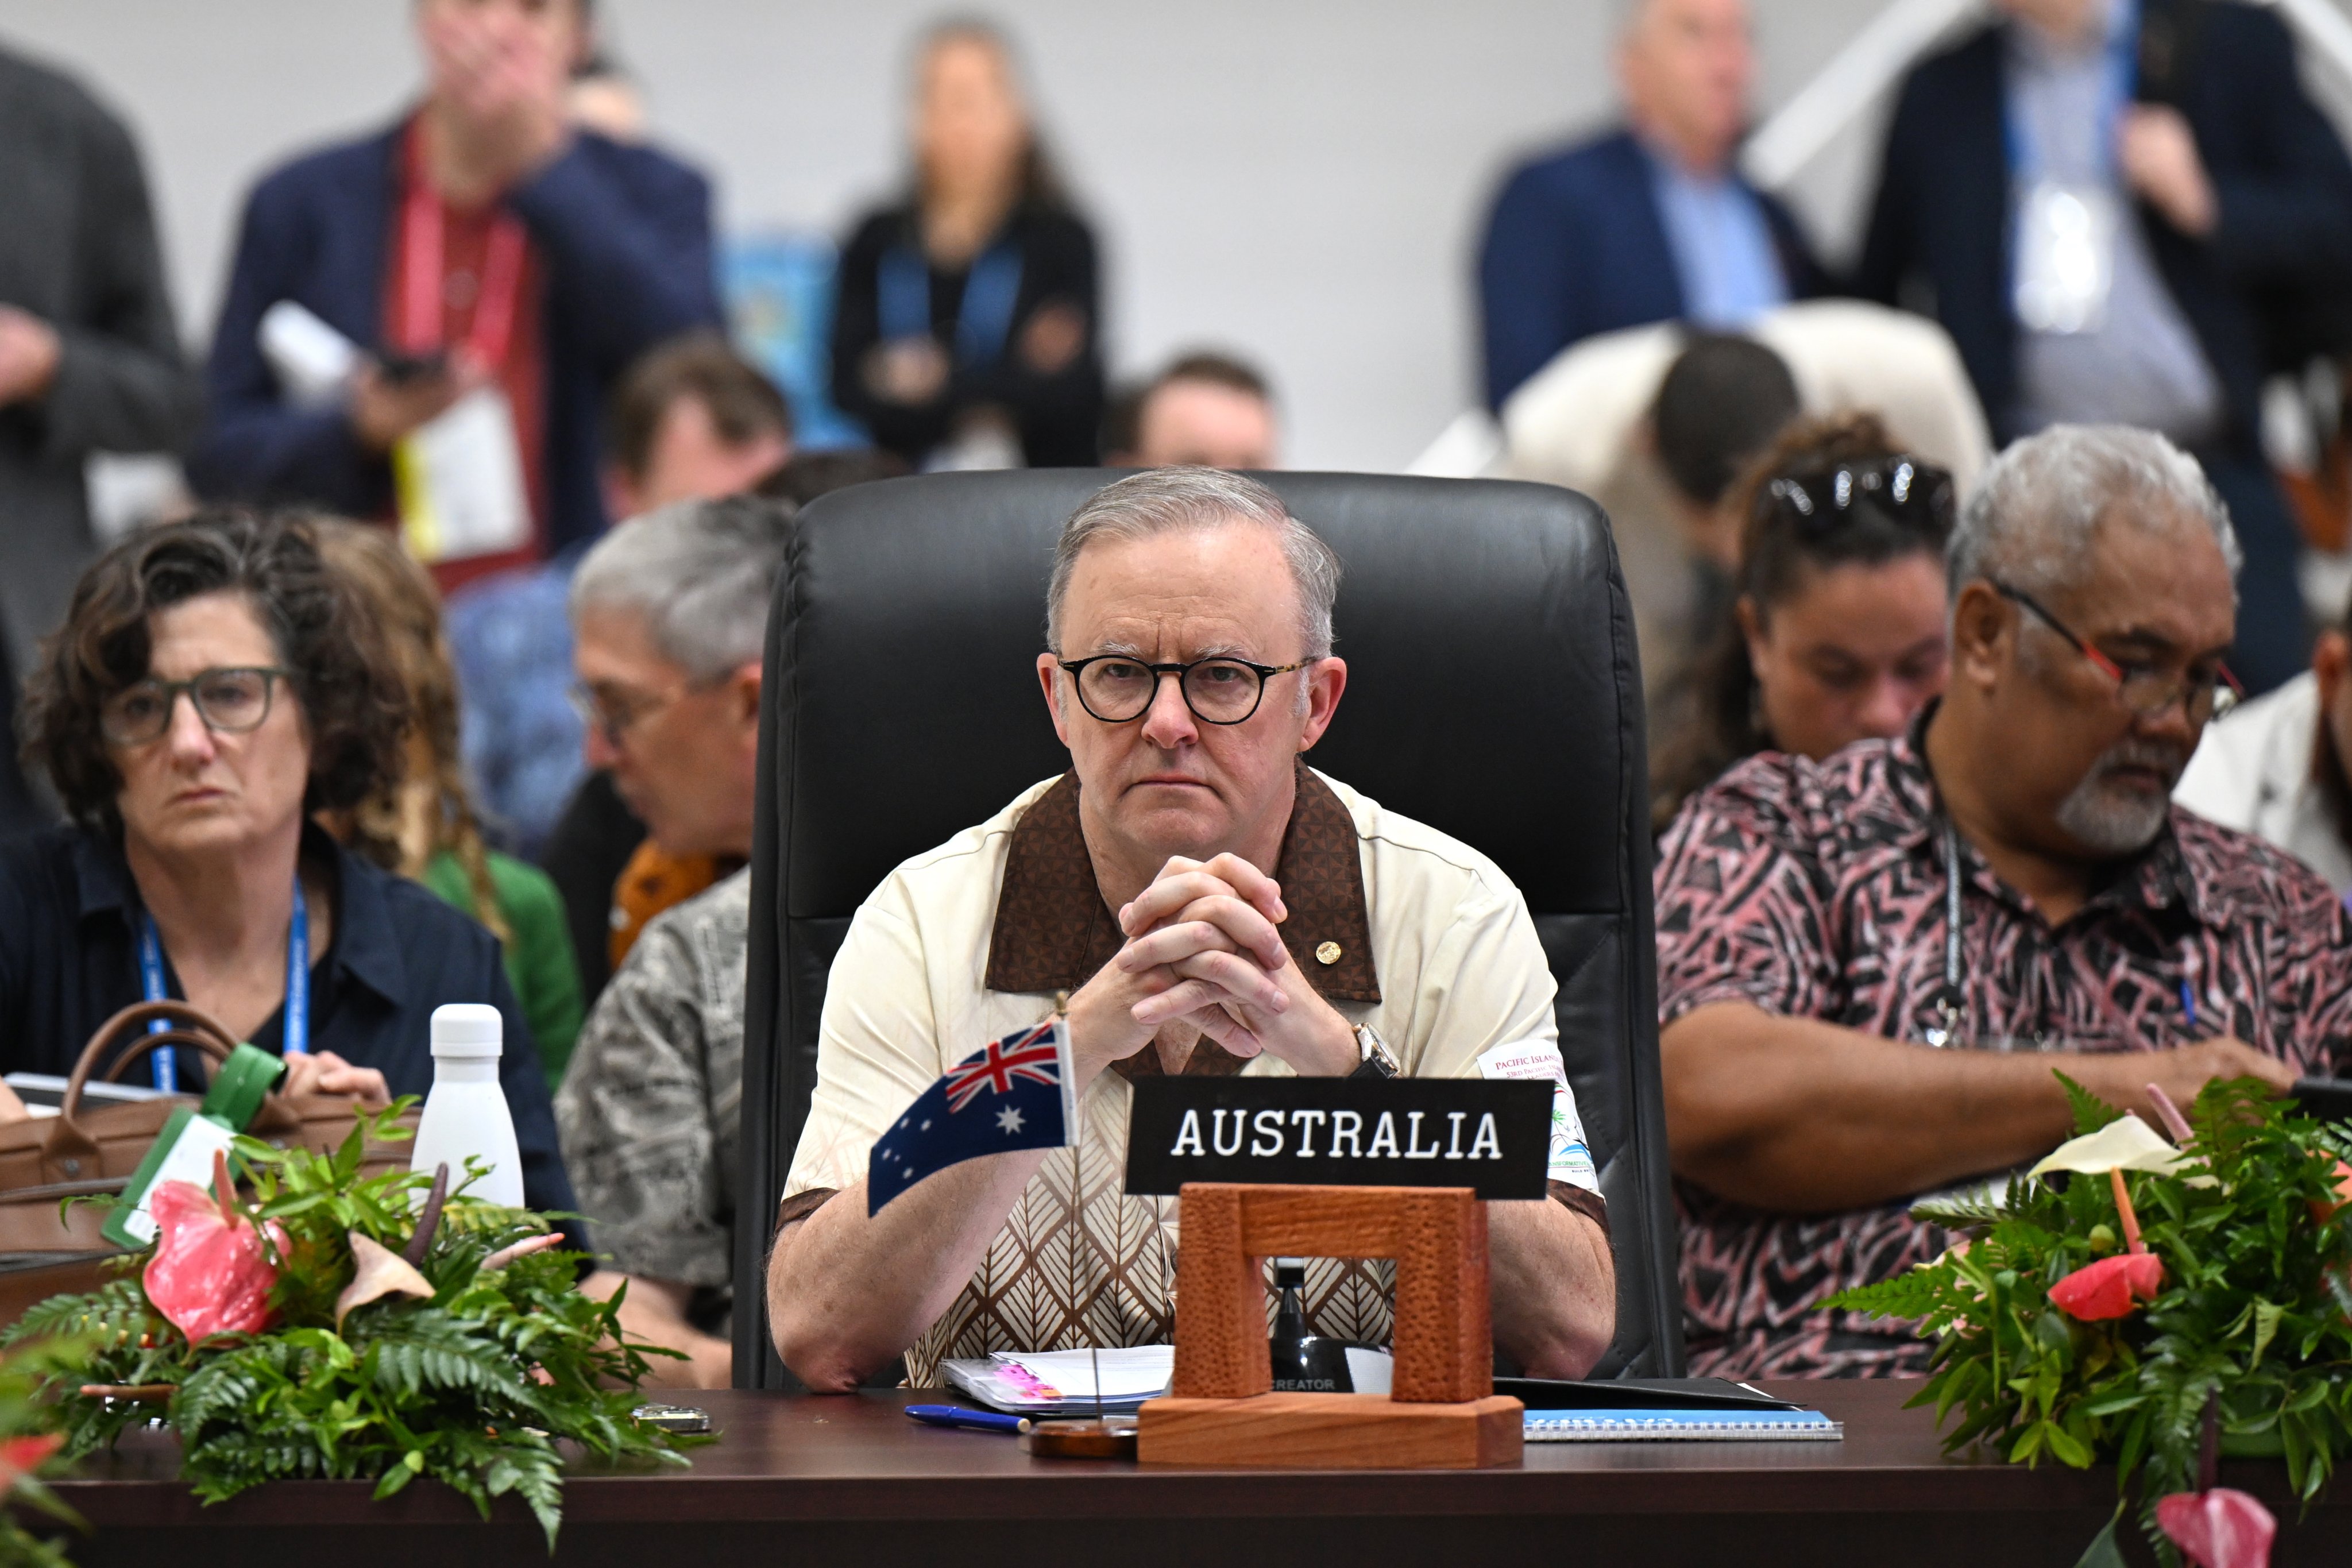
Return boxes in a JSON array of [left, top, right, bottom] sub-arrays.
[[906, 1404, 1033, 1435]]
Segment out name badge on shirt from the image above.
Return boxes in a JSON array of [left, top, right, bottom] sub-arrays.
[[2014, 180, 2118, 335], [393, 386, 531, 565], [1476, 1038, 1598, 1192]]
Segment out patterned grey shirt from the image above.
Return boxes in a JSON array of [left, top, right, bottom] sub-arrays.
[[557, 869, 747, 1295]]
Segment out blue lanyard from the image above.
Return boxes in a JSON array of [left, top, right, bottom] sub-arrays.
[[879, 238, 1026, 366], [136, 878, 308, 1092], [2005, 0, 2140, 183]]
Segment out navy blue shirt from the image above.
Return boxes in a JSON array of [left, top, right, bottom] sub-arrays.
[[0, 822, 577, 1218]]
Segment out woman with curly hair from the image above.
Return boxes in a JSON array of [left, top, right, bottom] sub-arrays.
[[1651, 413, 1959, 833], [0, 509, 577, 1216], [311, 520, 584, 1085]]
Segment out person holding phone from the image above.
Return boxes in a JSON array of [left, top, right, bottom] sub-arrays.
[[190, 0, 722, 594]]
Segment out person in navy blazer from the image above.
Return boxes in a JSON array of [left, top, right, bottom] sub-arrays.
[[189, 0, 723, 565], [1856, 0, 2352, 693], [1477, 0, 1824, 412]]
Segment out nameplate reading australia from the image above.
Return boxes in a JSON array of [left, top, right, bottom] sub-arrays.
[[1123, 1077, 1551, 1200]]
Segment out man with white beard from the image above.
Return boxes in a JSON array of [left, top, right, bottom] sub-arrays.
[[1649, 423, 2352, 1380]]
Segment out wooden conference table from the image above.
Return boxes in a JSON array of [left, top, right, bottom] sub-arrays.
[[39, 1381, 2352, 1567]]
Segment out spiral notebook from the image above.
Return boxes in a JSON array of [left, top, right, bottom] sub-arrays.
[[1524, 1407, 1842, 1442]]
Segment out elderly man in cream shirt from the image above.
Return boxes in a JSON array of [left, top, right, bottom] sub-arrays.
[[767, 468, 1615, 1391]]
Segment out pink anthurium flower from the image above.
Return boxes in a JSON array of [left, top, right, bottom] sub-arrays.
[[2156, 1488, 2275, 1568], [2050, 1168, 2165, 1321], [2048, 1251, 2165, 1320], [141, 1149, 287, 1343]]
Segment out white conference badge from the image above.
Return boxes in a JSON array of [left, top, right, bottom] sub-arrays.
[[2013, 180, 2118, 335], [392, 386, 532, 565], [1475, 1038, 1597, 1192]]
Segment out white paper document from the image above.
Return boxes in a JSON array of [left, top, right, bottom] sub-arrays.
[[393, 387, 532, 564]]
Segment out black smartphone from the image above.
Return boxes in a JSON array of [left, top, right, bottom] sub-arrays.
[[2293, 1078, 2352, 1124], [374, 349, 449, 386]]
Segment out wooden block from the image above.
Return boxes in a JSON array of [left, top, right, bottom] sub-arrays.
[[1234, 1185, 1401, 1258], [1137, 1393, 1524, 1469], [1170, 1184, 1270, 1399], [1392, 1189, 1490, 1403]]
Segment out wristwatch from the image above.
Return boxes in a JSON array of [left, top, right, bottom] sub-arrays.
[[1347, 1022, 1400, 1079]]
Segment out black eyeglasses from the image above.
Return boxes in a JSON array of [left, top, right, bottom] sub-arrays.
[[100, 667, 293, 748], [1758, 457, 1956, 536], [1990, 580, 2242, 724], [1055, 653, 1316, 725]]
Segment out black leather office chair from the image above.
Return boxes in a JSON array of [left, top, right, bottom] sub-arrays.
[[733, 470, 1681, 1386]]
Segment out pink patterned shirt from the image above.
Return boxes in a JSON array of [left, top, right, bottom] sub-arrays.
[[1655, 726, 2352, 1378]]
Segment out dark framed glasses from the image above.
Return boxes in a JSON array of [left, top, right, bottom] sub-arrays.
[[1758, 457, 1956, 535], [1990, 580, 2242, 724], [100, 667, 293, 747], [1055, 653, 1316, 726]]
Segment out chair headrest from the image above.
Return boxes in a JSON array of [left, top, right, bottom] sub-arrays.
[[773, 470, 1640, 920]]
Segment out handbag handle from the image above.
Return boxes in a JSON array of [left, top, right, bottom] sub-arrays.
[[44, 1002, 247, 1172]]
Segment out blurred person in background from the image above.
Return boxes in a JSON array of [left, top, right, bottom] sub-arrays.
[[1101, 351, 1280, 470], [540, 448, 905, 1007], [447, 332, 790, 859], [312, 519, 585, 1086], [0, 45, 206, 837], [0, 511, 577, 1221], [1648, 333, 1802, 587], [831, 21, 1103, 470], [2176, 594, 2352, 891], [566, 2, 647, 145], [1476, 0, 1824, 412], [1856, 0, 2352, 695], [547, 496, 787, 1015], [190, 0, 722, 596], [1651, 415, 1955, 831]]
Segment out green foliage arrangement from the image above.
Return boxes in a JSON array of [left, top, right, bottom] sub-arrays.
[[0, 1337, 89, 1568], [1826, 1075, 2352, 1541], [5, 1105, 701, 1550]]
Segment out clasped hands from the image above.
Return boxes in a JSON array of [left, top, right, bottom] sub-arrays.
[[1067, 852, 1357, 1085]]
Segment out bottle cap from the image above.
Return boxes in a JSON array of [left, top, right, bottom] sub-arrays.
[[430, 1003, 504, 1060]]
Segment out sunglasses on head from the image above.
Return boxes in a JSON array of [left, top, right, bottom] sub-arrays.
[[1756, 456, 1957, 536]]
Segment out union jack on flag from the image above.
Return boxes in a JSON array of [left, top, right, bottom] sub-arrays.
[[867, 1020, 1077, 1215], [943, 1023, 1064, 1111]]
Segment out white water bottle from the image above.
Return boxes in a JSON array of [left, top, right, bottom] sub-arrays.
[[410, 1003, 525, 1208]]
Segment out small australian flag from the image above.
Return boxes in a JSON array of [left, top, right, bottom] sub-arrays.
[[867, 1020, 1077, 1215]]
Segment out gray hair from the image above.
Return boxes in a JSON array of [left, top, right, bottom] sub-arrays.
[[1045, 468, 1341, 657], [1947, 424, 2241, 607], [569, 494, 793, 680]]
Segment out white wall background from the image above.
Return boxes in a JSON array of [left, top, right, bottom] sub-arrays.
[[2, 0, 2347, 470]]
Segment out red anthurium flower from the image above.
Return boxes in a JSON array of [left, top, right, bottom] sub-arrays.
[[0, 1432, 61, 1493], [141, 1150, 287, 1343], [2157, 1488, 2275, 1568], [2049, 1251, 2165, 1320]]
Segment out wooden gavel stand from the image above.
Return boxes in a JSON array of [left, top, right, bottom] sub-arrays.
[[1134, 1183, 1524, 1468]]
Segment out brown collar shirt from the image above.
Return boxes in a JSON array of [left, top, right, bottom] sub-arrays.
[[781, 763, 1597, 1386]]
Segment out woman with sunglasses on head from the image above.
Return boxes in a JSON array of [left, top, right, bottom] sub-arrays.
[[0, 510, 578, 1219], [1652, 414, 1958, 833]]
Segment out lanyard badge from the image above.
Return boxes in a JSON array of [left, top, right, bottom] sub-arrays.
[[2007, 7, 2139, 337], [137, 876, 310, 1092], [390, 121, 534, 566]]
